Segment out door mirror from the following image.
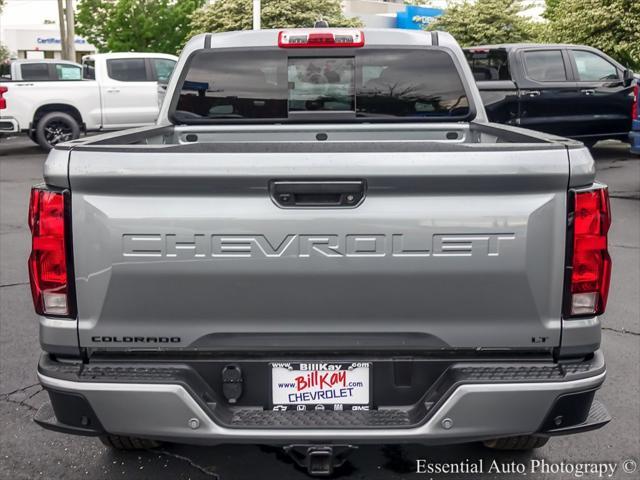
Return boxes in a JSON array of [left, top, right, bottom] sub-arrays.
[[623, 69, 635, 86]]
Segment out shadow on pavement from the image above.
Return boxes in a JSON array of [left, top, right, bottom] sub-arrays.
[[115, 441, 546, 480]]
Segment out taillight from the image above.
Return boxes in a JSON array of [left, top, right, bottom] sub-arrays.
[[633, 83, 638, 121], [565, 186, 611, 317], [278, 29, 364, 48], [0, 86, 7, 110], [28, 186, 73, 317]]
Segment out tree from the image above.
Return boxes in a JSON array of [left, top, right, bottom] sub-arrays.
[[189, 0, 361, 37], [76, 0, 204, 55], [425, 0, 540, 46], [543, 0, 561, 19], [0, 0, 6, 62], [543, 0, 640, 69], [0, 43, 10, 63], [75, 0, 112, 52], [57, 0, 68, 59]]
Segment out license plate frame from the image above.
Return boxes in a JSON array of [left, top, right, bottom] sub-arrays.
[[270, 361, 371, 412]]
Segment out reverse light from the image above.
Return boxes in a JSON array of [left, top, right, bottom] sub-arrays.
[[28, 187, 73, 317], [565, 186, 612, 317], [0, 86, 7, 110], [278, 29, 364, 48]]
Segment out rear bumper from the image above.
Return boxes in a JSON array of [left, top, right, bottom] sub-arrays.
[[0, 117, 20, 133], [36, 352, 608, 445], [630, 124, 640, 154]]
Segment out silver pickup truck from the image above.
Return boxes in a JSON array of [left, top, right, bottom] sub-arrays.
[[30, 28, 612, 475]]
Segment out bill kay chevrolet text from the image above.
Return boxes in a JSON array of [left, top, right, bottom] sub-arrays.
[[31, 28, 612, 476]]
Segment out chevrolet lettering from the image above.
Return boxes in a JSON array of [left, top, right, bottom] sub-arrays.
[[122, 233, 517, 258]]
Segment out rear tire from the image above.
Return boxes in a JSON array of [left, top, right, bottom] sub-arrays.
[[99, 435, 161, 450], [34, 111, 80, 151], [483, 435, 549, 450]]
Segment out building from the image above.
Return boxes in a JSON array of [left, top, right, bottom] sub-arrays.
[[342, 1, 445, 29], [0, 0, 96, 61], [341, 0, 545, 28]]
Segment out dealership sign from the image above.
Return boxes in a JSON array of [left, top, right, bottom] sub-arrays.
[[37, 37, 89, 45], [396, 5, 443, 30]]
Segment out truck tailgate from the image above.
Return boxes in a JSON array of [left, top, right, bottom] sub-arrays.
[[69, 145, 569, 351]]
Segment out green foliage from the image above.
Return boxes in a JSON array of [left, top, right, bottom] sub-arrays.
[[0, 43, 10, 63], [75, 0, 113, 52], [0, 3, 7, 62], [543, 0, 561, 19], [189, 0, 361, 37], [76, 0, 204, 55], [542, 0, 640, 69], [426, 0, 540, 46]]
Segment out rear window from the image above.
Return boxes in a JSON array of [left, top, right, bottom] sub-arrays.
[[173, 49, 471, 123], [55, 64, 82, 80], [83, 59, 96, 80], [523, 50, 567, 82], [20, 63, 52, 81], [288, 57, 355, 112], [464, 49, 511, 81], [152, 58, 177, 83], [107, 58, 149, 82]]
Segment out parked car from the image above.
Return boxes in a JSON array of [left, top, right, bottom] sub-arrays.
[[630, 79, 639, 154], [0, 59, 82, 81], [464, 44, 635, 147], [0, 52, 177, 150], [31, 28, 611, 477]]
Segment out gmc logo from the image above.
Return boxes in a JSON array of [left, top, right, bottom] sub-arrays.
[[122, 233, 515, 258]]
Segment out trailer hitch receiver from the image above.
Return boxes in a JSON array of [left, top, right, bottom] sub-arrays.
[[283, 444, 357, 476]]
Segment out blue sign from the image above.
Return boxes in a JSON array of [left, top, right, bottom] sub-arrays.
[[37, 37, 88, 45], [396, 5, 443, 30]]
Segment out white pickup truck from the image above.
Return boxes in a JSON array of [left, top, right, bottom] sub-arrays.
[[0, 52, 177, 150], [0, 59, 83, 81]]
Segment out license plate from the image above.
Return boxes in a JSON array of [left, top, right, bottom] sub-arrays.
[[271, 362, 370, 411]]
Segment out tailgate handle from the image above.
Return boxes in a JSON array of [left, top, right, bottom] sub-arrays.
[[270, 180, 366, 208]]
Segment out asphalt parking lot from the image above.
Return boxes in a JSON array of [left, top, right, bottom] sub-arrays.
[[1, 136, 638, 480]]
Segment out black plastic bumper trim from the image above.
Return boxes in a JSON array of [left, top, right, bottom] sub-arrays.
[[34, 392, 104, 437], [542, 399, 611, 436], [38, 351, 606, 431]]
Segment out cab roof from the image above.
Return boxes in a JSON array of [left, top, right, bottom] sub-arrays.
[[184, 28, 459, 51], [81, 52, 178, 61]]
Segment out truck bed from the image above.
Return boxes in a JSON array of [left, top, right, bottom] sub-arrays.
[[59, 121, 579, 152]]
